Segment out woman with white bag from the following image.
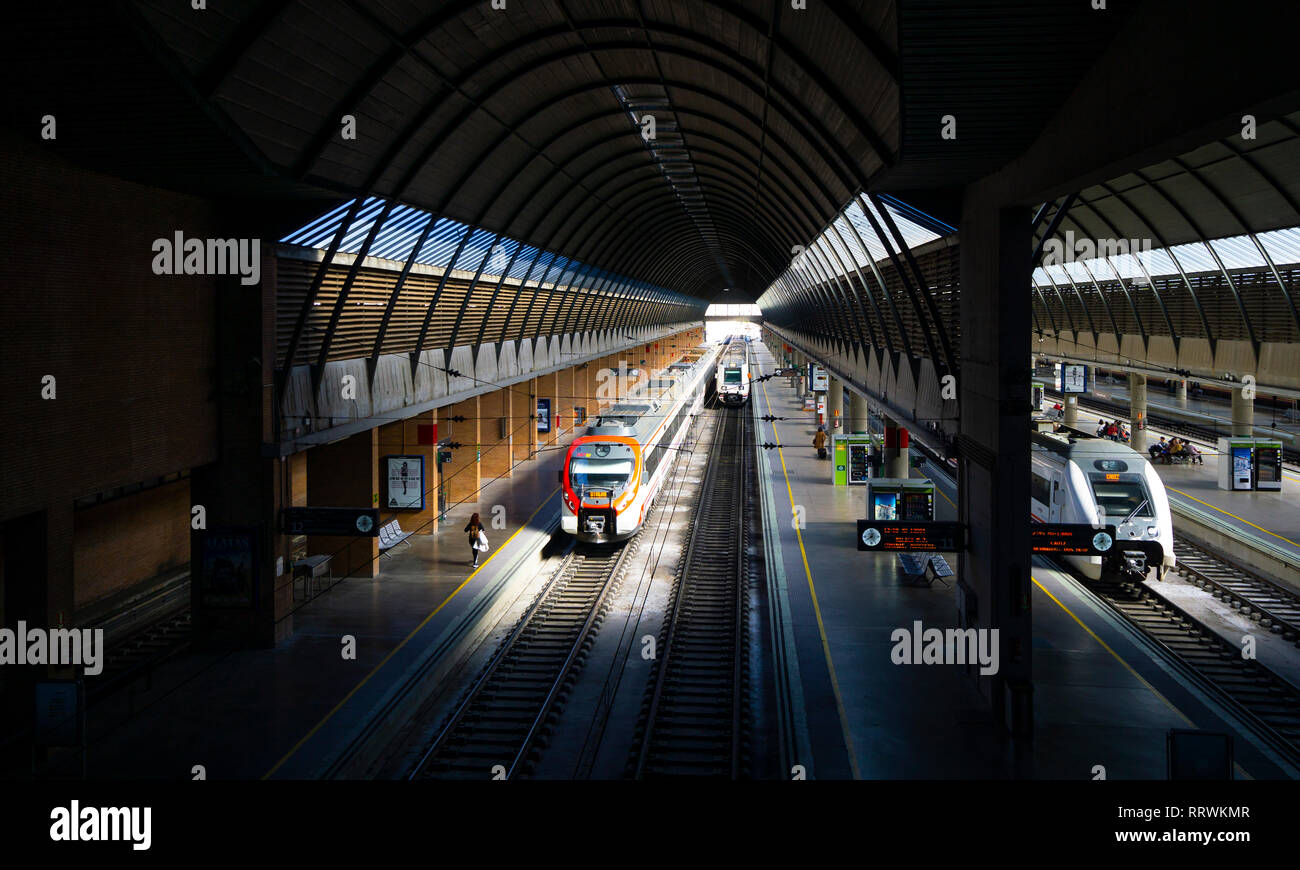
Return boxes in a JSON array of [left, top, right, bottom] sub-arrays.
[[464, 512, 488, 568]]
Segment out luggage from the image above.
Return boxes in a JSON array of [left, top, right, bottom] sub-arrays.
[[475, 529, 489, 552]]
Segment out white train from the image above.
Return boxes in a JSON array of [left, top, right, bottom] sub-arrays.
[[714, 338, 752, 406], [1030, 429, 1176, 580], [561, 344, 720, 542]]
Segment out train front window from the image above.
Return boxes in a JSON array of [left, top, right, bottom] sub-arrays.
[[1089, 476, 1153, 521], [723, 368, 742, 384], [570, 458, 634, 491]]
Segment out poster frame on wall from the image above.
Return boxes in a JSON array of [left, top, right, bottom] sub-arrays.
[[383, 454, 426, 511], [537, 397, 552, 433], [196, 526, 260, 610]]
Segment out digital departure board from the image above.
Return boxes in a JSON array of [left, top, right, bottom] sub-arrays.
[[857, 520, 966, 552], [1030, 523, 1116, 556]]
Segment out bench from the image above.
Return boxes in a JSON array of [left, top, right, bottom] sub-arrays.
[[897, 553, 954, 587], [292, 554, 332, 598], [378, 519, 414, 554]]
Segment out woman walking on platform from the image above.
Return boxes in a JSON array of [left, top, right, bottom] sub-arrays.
[[465, 512, 485, 568]]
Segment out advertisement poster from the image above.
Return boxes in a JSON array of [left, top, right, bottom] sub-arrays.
[[199, 528, 259, 609], [1060, 363, 1089, 394], [537, 397, 552, 433], [385, 455, 425, 510]]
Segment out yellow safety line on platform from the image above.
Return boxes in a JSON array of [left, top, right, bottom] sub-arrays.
[[1165, 486, 1300, 549], [1031, 574, 1192, 726], [1032, 572, 1255, 779], [262, 488, 560, 780], [760, 375, 862, 780]]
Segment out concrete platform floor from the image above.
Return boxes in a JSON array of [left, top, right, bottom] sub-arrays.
[[750, 339, 1298, 779], [56, 438, 573, 780]]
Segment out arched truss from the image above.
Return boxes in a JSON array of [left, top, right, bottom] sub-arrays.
[[1030, 113, 1300, 365], [129, 0, 901, 301], [754, 193, 959, 378]]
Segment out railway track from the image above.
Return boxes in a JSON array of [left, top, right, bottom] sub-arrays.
[[1083, 571, 1300, 757], [631, 406, 753, 777], [410, 543, 630, 779], [87, 573, 192, 701], [1172, 538, 1300, 645]]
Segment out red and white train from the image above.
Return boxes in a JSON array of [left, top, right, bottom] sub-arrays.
[[561, 345, 720, 542]]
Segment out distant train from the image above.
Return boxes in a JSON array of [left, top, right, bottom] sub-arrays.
[[561, 344, 721, 543], [1030, 428, 1176, 580], [714, 337, 752, 406]]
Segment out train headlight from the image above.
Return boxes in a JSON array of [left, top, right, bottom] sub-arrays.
[[1147, 526, 1158, 537]]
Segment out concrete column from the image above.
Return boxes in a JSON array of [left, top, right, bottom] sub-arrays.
[[479, 387, 512, 483], [1063, 395, 1078, 428], [827, 377, 844, 431], [1129, 373, 1147, 451], [1176, 379, 1188, 408], [439, 398, 480, 510], [510, 379, 537, 463], [1231, 383, 1254, 436], [306, 428, 379, 582], [882, 415, 910, 478], [848, 390, 870, 434], [958, 197, 1033, 735]]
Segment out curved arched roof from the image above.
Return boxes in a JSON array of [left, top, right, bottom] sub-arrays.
[[126, 0, 902, 301]]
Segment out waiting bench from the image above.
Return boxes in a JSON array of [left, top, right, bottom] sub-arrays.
[[378, 519, 414, 554], [897, 553, 955, 586]]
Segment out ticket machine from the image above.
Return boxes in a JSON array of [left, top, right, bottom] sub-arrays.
[[1217, 437, 1284, 491]]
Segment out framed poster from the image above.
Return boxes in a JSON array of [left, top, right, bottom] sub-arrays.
[[810, 365, 829, 391], [384, 454, 425, 510], [1060, 363, 1089, 394], [537, 397, 552, 433], [34, 680, 84, 747], [197, 527, 259, 609]]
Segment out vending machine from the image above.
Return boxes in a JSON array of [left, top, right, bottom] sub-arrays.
[[1217, 438, 1256, 491], [866, 479, 935, 522], [1253, 440, 1284, 491], [832, 434, 880, 485]]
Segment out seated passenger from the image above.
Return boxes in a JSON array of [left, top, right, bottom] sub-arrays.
[[1148, 436, 1168, 460], [1167, 438, 1185, 463], [1182, 440, 1203, 464], [1096, 420, 1109, 437]]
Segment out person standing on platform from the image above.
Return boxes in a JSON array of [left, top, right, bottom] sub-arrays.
[[813, 426, 828, 460], [465, 512, 486, 568]]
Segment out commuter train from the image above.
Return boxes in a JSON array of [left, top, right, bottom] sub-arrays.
[[714, 337, 752, 406], [561, 345, 721, 542], [1030, 428, 1175, 580]]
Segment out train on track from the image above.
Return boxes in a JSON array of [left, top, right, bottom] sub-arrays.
[[1030, 427, 1176, 580], [561, 344, 721, 543], [714, 337, 752, 406]]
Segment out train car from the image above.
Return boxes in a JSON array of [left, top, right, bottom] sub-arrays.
[[1030, 429, 1175, 580], [561, 345, 720, 542], [714, 338, 752, 406]]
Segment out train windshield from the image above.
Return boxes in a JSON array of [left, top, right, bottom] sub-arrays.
[[570, 458, 635, 490], [1088, 476, 1154, 521], [723, 368, 743, 384]]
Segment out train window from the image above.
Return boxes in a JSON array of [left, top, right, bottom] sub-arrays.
[[1030, 472, 1052, 506], [723, 368, 743, 384], [1088, 476, 1153, 520], [1093, 459, 1128, 472], [570, 458, 635, 490]]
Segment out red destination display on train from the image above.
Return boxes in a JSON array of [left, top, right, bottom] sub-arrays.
[[1030, 524, 1116, 556], [857, 520, 965, 552]]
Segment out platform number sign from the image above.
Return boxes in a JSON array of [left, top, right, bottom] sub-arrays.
[[384, 455, 425, 511]]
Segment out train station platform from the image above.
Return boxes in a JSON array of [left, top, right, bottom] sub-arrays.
[[50, 442, 573, 780], [750, 339, 1300, 779], [1064, 402, 1300, 564], [1086, 377, 1300, 448]]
